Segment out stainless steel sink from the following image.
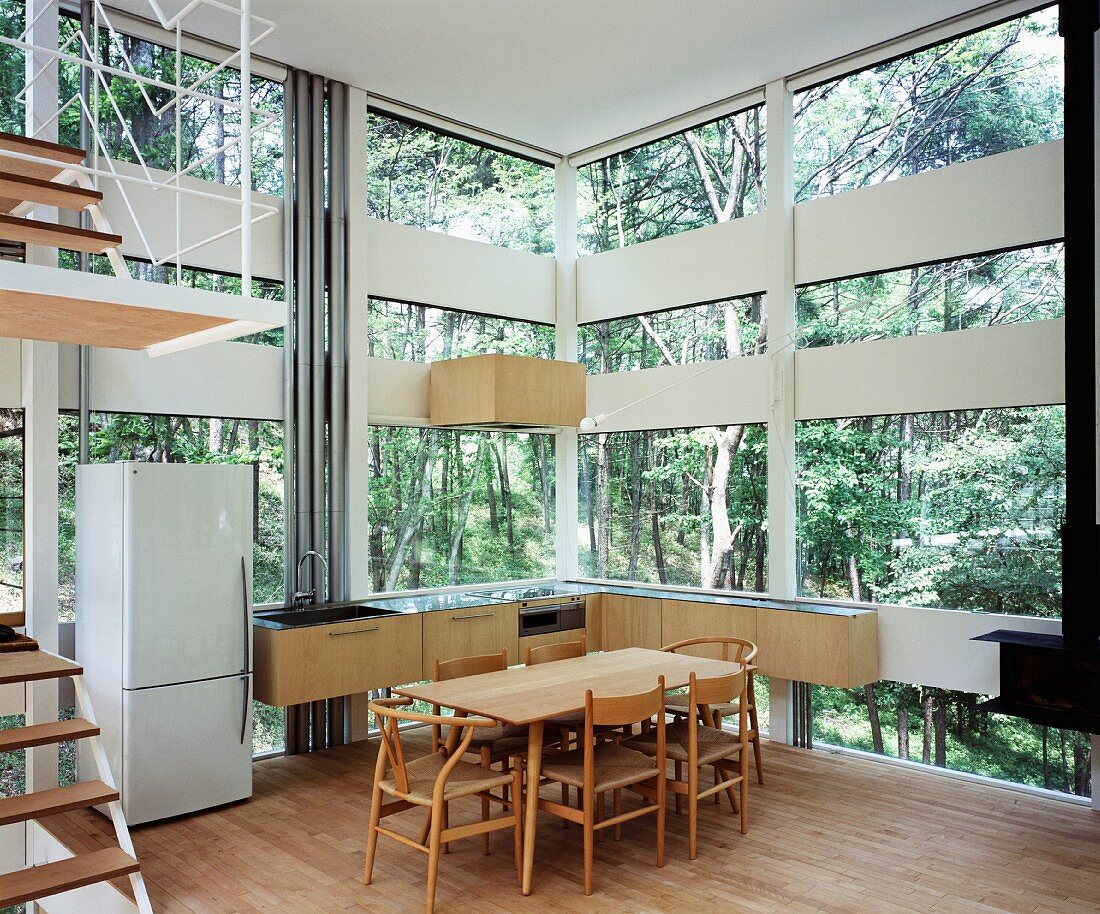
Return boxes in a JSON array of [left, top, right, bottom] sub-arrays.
[[255, 603, 405, 628]]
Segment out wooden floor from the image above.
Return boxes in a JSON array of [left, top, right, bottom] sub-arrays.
[[45, 731, 1100, 914]]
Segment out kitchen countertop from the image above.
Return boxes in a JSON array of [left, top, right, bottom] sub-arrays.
[[254, 581, 871, 630]]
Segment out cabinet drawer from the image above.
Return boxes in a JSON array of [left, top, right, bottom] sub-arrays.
[[254, 613, 423, 706], [422, 603, 520, 670]]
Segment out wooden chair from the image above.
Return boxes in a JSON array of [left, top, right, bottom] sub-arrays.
[[662, 636, 764, 783], [525, 636, 588, 749], [625, 668, 749, 859], [364, 697, 523, 914], [531, 679, 667, 896]]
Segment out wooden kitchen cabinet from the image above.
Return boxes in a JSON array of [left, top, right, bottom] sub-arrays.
[[601, 595, 662, 651], [253, 612, 423, 707], [660, 599, 757, 658], [422, 603, 520, 669], [755, 608, 878, 688]]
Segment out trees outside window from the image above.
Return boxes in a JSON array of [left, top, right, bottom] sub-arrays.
[[579, 294, 766, 373], [798, 244, 1063, 347], [578, 105, 765, 255], [797, 406, 1064, 615], [814, 679, 1091, 799], [367, 111, 555, 255], [579, 426, 767, 591], [0, 0, 23, 135], [0, 409, 23, 617], [368, 299, 553, 362], [369, 428, 555, 591], [794, 7, 1062, 202]]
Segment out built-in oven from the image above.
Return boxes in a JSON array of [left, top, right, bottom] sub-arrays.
[[518, 596, 586, 638]]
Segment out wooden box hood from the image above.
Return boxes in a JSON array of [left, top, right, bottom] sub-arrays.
[[429, 354, 586, 429]]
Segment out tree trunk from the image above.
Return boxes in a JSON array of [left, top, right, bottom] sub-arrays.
[[933, 697, 947, 767], [704, 425, 746, 588], [596, 434, 610, 577], [921, 689, 934, 765], [627, 432, 643, 579], [866, 683, 884, 755], [897, 704, 909, 760], [448, 437, 487, 583]]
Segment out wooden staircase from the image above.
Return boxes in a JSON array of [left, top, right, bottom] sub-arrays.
[[0, 651, 154, 913]]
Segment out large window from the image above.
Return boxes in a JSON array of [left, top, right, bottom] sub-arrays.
[[578, 104, 765, 255], [0, 409, 23, 618], [797, 244, 1064, 347], [797, 406, 1064, 615], [814, 679, 1091, 799], [367, 111, 555, 255], [579, 426, 767, 591], [579, 294, 766, 374], [0, 0, 23, 135], [368, 427, 555, 591], [368, 299, 553, 362], [794, 8, 1062, 202]]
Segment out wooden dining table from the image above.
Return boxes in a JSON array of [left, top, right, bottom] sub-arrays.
[[393, 646, 745, 895]]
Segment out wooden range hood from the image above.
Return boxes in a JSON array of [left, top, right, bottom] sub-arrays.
[[429, 353, 586, 429]]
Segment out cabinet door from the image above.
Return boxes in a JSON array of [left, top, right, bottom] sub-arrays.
[[660, 600, 757, 658], [422, 604, 519, 670], [601, 596, 662, 652], [755, 609, 878, 687]]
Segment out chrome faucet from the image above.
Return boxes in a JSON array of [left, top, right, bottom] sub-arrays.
[[293, 550, 329, 609]]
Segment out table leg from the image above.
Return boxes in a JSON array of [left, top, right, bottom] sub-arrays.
[[521, 719, 544, 896]]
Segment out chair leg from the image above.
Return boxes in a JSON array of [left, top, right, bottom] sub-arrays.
[[656, 769, 666, 869], [613, 788, 622, 841], [751, 723, 764, 785], [595, 790, 604, 842], [426, 804, 444, 914], [363, 784, 384, 885], [740, 744, 749, 834], [674, 760, 683, 814], [480, 745, 492, 855], [442, 801, 451, 855], [687, 761, 699, 861], [713, 711, 723, 804], [512, 767, 524, 884], [582, 784, 595, 896], [418, 809, 432, 847], [561, 782, 570, 829], [716, 760, 739, 813]]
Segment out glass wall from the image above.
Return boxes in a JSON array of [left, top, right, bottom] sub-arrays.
[[367, 110, 555, 254], [368, 298, 553, 362], [579, 294, 766, 373], [368, 427, 555, 591], [797, 244, 1063, 347], [0, 409, 23, 618], [813, 679, 1091, 799], [794, 7, 1062, 201], [0, 0, 23, 135], [578, 104, 765, 255], [579, 426, 767, 591], [797, 406, 1064, 615]]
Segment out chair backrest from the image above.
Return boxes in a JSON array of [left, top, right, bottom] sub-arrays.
[[691, 667, 747, 709], [526, 636, 587, 666], [371, 697, 496, 798], [434, 649, 508, 682], [662, 636, 758, 665], [586, 678, 665, 728]]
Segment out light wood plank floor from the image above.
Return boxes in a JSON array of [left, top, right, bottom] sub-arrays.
[[44, 731, 1100, 913]]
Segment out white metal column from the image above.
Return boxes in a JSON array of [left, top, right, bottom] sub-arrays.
[[555, 160, 580, 582], [764, 77, 797, 745]]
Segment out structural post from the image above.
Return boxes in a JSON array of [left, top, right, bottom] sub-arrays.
[[764, 77, 797, 745], [554, 160, 580, 582]]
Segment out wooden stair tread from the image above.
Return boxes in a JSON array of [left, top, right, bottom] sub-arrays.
[[0, 213, 121, 254], [0, 781, 119, 827], [0, 718, 100, 753], [0, 132, 86, 182], [0, 847, 139, 908], [0, 651, 83, 685], [0, 171, 103, 214]]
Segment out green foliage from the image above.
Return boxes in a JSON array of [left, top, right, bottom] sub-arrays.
[[578, 106, 765, 254], [0, 410, 22, 617], [794, 8, 1062, 200], [0, 0, 24, 136], [367, 111, 554, 255]]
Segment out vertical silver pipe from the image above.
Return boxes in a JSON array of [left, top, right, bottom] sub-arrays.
[[77, 0, 93, 464], [282, 70, 296, 608], [309, 73, 326, 609]]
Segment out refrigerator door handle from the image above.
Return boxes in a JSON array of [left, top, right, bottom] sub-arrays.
[[240, 675, 250, 745], [241, 556, 250, 674]]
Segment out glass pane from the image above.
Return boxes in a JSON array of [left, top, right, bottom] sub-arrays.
[[0, 0, 25, 136], [797, 406, 1064, 615], [579, 294, 767, 373], [578, 105, 765, 254], [368, 427, 555, 590], [578, 426, 768, 590], [0, 409, 23, 618], [794, 8, 1063, 201]]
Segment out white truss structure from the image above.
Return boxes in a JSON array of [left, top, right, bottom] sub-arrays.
[[0, 0, 277, 299]]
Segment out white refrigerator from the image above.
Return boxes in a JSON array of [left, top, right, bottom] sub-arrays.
[[77, 462, 254, 825]]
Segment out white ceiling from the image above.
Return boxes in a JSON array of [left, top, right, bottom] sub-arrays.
[[111, 0, 994, 155]]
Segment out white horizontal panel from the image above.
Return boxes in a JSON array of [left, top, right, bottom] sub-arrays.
[[794, 141, 1063, 286], [795, 318, 1064, 420], [58, 341, 284, 420], [585, 355, 769, 433], [577, 214, 766, 324], [874, 602, 1060, 695], [0, 339, 19, 406], [367, 357, 430, 424], [365, 219, 556, 324], [100, 160, 284, 281]]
